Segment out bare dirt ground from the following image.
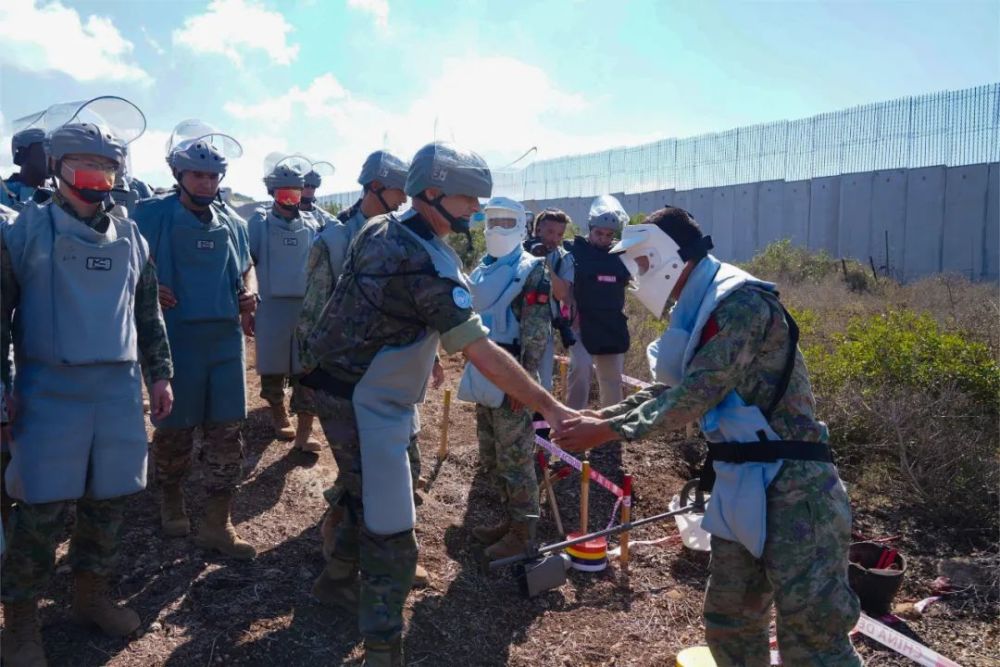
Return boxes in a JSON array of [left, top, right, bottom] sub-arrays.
[[10, 351, 998, 666]]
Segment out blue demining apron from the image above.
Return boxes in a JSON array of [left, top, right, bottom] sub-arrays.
[[5, 202, 148, 503], [354, 219, 468, 535], [142, 196, 246, 428], [252, 210, 317, 376]]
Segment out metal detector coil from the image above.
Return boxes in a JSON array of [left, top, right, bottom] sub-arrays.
[[494, 479, 706, 597]]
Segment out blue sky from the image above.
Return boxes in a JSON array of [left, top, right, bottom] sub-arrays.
[[1, 0, 997, 198]]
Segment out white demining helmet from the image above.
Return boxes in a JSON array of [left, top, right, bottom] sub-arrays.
[[611, 222, 714, 318], [483, 196, 527, 259]]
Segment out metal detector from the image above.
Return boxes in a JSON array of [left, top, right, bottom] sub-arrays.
[[489, 480, 706, 597]]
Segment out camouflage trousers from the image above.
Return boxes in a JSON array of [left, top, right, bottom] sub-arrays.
[[313, 390, 417, 645], [260, 374, 314, 415], [317, 398, 421, 510], [705, 461, 862, 667], [1, 495, 128, 601], [475, 403, 539, 522], [152, 421, 244, 494]]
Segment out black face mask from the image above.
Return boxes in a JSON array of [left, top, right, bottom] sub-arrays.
[[70, 185, 112, 204], [417, 192, 470, 234], [300, 196, 316, 206]]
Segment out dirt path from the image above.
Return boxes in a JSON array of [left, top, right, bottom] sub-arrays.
[[11, 352, 997, 666]]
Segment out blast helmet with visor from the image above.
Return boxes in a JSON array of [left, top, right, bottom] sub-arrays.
[[166, 119, 243, 207], [16, 96, 146, 206], [263, 152, 310, 211]]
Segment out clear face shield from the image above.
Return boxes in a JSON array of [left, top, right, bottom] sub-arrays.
[[166, 119, 243, 161]]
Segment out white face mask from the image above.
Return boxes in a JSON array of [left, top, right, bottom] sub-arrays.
[[483, 196, 527, 259], [611, 223, 684, 318]]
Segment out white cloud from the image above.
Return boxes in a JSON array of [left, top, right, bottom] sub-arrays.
[[223, 73, 347, 123], [0, 0, 150, 84], [348, 0, 389, 31], [172, 0, 300, 67], [140, 26, 166, 56], [219, 56, 655, 198]]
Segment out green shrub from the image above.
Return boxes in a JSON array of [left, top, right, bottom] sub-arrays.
[[813, 310, 999, 414], [742, 239, 873, 290]]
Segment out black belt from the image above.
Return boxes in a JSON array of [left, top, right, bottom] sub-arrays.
[[299, 368, 357, 400], [706, 440, 833, 464], [700, 440, 833, 493]]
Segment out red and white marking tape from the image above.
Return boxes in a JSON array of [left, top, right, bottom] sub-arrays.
[[852, 613, 962, 667]]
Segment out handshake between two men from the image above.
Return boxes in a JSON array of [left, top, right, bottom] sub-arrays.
[[461, 337, 621, 455]]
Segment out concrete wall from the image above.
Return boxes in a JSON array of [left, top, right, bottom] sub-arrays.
[[524, 162, 999, 282]]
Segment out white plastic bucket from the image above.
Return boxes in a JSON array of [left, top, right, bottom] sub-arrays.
[[670, 494, 711, 552]]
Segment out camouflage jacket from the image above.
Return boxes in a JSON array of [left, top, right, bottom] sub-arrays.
[[305, 212, 488, 384], [602, 285, 827, 443], [296, 238, 334, 369], [0, 192, 173, 386]]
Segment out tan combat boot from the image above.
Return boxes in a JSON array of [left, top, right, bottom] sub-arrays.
[[194, 493, 257, 560], [484, 520, 535, 560], [159, 483, 190, 537], [70, 571, 140, 637], [471, 518, 510, 546], [269, 402, 295, 440], [363, 638, 403, 667], [293, 413, 323, 452], [1, 598, 47, 667], [311, 557, 359, 614], [412, 564, 430, 588]]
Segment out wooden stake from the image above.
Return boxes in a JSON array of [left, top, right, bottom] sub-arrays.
[[579, 460, 591, 534], [437, 390, 451, 460], [537, 452, 565, 537], [559, 359, 569, 402], [621, 475, 632, 571]]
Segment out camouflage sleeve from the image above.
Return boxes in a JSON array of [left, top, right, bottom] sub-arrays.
[[607, 290, 770, 441], [597, 383, 670, 418], [518, 262, 552, 376], [135, 259, 173, 382], [0, 240, 18, 387], [296, 238, 334, 369], [408, 271, 488, 355]]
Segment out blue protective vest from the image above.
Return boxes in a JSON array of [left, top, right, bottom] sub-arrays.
[[4, 201, 149, 503], [248, 208, 320, 375], [134, 193, 248, 428], [457, 248, 541, 407], [320, 206, 367, 279], [0, 178, 36, 212], [650, 257, 784, 557]]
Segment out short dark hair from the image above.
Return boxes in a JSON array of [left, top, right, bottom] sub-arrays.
[[534, 207, 571, 230], [645, 206, 712, 261]]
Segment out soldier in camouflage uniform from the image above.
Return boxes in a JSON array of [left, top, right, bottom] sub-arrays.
[[296, 150, 424, 561], [246, 155, 322, 451], [459, 197, 551, 558], [134, 120, 258, 561], [301, 142, 574, 666], [0, 100, 175, 667], [555, 207, 861, 667]]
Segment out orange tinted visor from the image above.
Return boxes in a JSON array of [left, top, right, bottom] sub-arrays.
[[64, 164, 114, 191], [275, 187, 302, 206]]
